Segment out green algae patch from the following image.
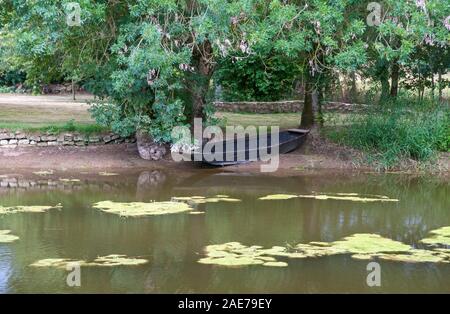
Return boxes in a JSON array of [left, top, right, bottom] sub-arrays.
[[198, 242, 269, 267], [330, 234, 411, 255], [90, 254, 148, 266], [0, 204, 62, 215], [0, 230, 19, 243], [262, 261, 288, 267], [30, 255, 148, 268], [297, 193, 398, 202], [59, 178, 81, 183], [257, 192, 398, 202], [375, 250, 450, 263], [172, 195, 241, 205], [30, 258, 85, 268], [33, 170, 54, 176], [93, 200, 193, 217], [258, 194, 299, 200], [98, 172, 119, 176], [420, 226, 450, 246], [198, 233, 450, 267]]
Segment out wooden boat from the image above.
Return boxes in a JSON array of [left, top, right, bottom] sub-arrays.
[[191, 129, 309, 166]]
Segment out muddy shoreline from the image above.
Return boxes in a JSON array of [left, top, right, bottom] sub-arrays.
[[0, 141, 448, 177]]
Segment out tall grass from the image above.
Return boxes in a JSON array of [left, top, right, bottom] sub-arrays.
[[0, 120, 108, 135], [325, 99, 449, 169]]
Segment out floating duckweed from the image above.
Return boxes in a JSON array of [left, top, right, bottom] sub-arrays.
[[33, 170, 54, 176], [375, 250, 449, 263], [0, 230, 19, 243], [189, 211, 205, 215], [262, 261, 288, 267], [30, 255, 148, 268], [30, 258, 84, 268], [199, 242, 280, 267], [198, 233, 450, 267], [98, 172, 118, 176], [334, 193, 389, 199], [258, 194, 299, 200], [91, 254, 148, 266], [199, 256, 265, 266], [93, 200, 193, 217], [330, 234, 411, 255], [419, 226, 450, 246], [257, 193, 397, 202], [297, 193, 398, 202], [0, 204, 62, 215], [59, 178, 81, 183], [171, 195, 241, 205]]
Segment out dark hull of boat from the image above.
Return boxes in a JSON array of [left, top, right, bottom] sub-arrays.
[[191, 130, 308, 166]]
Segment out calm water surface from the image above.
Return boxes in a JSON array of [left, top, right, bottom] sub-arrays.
[[0, 170, 449, 293]]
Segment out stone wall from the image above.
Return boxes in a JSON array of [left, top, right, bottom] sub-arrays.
[[214, 100, 303, 113], [0, 131, 135, 147], [214, 100, 367, 113], [0, 176, 128, 192]]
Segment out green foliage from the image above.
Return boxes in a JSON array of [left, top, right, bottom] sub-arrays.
[[1, 0, 449, 147], [326, 98, 450, 169], [89, 102, 138, 138], [216, 53, 301, 101]]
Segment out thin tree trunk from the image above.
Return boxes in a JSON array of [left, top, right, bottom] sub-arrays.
[[438, 70, 443, 103], [300, 75, 316, 128], [350, 71, 357, 103], [380, 75, 390, 104], [72, 79, 76, 101], [390, 60, 399, 98], [431, 71, 435, 100], [317, 85, 324, 127]]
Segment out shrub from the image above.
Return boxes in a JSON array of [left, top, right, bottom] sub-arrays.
[[325, 100, 449, 169]]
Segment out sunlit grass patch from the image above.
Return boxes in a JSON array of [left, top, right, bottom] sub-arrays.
[[0, 121, 108, 135]]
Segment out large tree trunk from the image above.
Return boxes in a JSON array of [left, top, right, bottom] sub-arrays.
[[438, 70, 443, 103], [300, 75, 316, 128], [431, 71, 435, 100], [188, 40, 214, 126], [390, 60, 399, 98], [317, 86, 324, 127]]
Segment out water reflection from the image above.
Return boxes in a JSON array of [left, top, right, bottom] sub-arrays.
[[0, 170, 448, 292]]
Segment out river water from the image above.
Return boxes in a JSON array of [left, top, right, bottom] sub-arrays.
[[0, 170, 448, 293]]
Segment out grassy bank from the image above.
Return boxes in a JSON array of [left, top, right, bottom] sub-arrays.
[[0, 120, 109, 135], [323, 101, 449, 170]]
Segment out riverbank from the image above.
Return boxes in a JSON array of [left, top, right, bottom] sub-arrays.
[[0, 140, 448, 176]]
